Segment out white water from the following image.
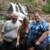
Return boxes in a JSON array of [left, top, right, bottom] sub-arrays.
[[18, 3, 28, 15], [10, 2, 28, 21], [10, 2, 17, 13]]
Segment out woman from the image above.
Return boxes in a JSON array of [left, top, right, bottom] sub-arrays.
[[19, 18, 29, 50]]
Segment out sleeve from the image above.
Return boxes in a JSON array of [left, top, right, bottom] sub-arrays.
[[1, 22, 7, 33], [41, 22, 49, 32]]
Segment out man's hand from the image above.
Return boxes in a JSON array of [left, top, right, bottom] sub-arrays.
[[16, 42, 19, 47], [35, 31, 48, 46], [0, 39, 3, 42], [0, 34, 3, 43], [35, 41, 40, 46]]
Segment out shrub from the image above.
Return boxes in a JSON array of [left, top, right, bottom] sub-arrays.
[[42, 0, 50, 13]]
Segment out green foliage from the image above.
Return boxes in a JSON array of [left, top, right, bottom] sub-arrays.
[[42, 0, 50, 13], [9, 0, 16, 2], [21, 0, 34, 5], [0, 15, 6, 20], [9, 0, 34, 4]]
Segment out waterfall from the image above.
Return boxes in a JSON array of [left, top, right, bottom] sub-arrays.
[[18, 3, 28, 16], [10, 2, 17, 13], [10, 2, 28, 21]]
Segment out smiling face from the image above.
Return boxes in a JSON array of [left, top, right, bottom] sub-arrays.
[[11, 15, 18, 23], [34, 12, 41, 22]]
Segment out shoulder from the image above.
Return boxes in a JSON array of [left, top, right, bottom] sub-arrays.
[[3, 20, 11, 25], [28, 20, 35, 28], [40, 20, 49, 31], [5, 20, 12, 23], [16, 20, 22, 27], [29, 20, 35, 24], [41, 20, 48, 26], [40, 20, 49, 30]]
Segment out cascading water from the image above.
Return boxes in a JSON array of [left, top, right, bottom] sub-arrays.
[[18, 3, 28, 16], [10, 2, 28, 21], [10, 2, 18, 14]]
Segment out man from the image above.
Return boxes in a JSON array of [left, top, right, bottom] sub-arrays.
[[26, 11, 49, 50], [1, 13, 22, 50]]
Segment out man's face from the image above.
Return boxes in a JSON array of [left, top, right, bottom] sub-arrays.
[[11, 15, 18, 23], [34, 13, 41, 22]]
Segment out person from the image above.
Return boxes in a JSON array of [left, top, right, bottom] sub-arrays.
[[1, 13, 22, 50], [0, 34, 4, 50], [18, 18, 29, 50], [26, 11, 49, 50]]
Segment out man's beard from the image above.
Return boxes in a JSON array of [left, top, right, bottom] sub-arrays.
[[12, 20, 17, 23]]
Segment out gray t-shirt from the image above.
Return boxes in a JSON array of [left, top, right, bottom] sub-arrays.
[[2, 20, 21, 42]]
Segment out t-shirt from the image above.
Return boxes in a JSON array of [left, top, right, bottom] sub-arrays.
[[1, 20, 21, 42], [27, 20, 49, 42]]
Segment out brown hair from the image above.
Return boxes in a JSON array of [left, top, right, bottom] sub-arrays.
[[20, 18, 28, 33], [34, 9, 41, 15], [19, 18, 29, 41]]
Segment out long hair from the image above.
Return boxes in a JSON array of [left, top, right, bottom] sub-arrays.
[[19, 18, 29, 41], [20, 18, 28, 33]]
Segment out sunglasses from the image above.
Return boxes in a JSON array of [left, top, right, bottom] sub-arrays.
[[12, 17, 17, 20], [34, 16, 39, 17]]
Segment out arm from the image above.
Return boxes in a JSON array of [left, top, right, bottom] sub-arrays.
[[16, 33, 20, 45], [36, 21, 49, 45], [1, 23, 5, 38], [0, 33, 3, 42], [37, 31, 48, 43], [16, 26, 20, 47], [0, 22, 6, 42]]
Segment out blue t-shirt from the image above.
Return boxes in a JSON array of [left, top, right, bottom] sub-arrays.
[[28, 20, 48, 41]]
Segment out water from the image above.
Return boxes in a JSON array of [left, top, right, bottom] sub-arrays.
[[10, 2, 28, 21], [10, 2, 28, 15], [18, 3, 28, 15], [10, 2, 18, 13]]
